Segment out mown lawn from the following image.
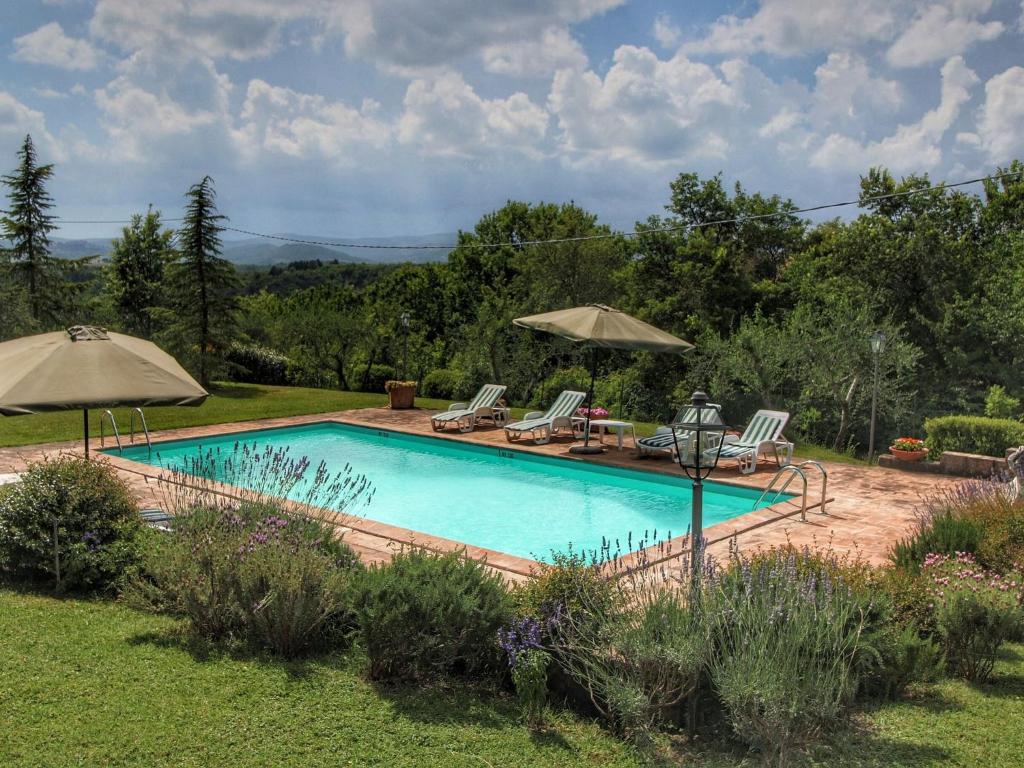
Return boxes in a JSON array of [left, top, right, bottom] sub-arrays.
[[0, 381, 863, 465], [0, 588, 638, 768], [2, 589, 1021, 767]]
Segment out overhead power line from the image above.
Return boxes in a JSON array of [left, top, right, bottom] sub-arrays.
[[53, 169, 1022, 250], [218, 169, 1024, 251]]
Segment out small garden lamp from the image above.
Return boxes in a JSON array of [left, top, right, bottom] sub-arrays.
[[868, 330, 887, 461], [670, 391, 729, 580], [400, 312, 411, 380]]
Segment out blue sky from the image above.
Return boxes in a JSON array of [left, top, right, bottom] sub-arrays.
[[1, 0, 1022, 240]]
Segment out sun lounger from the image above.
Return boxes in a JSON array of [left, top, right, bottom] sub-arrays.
[[430, 384, 508, 433], [504, 390, 586, 445]]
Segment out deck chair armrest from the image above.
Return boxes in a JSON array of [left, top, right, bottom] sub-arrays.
[[524, 411, 544, 420], [722, 435, 740, 446], [448, 402, 468, 411], [654, 426, 672, 435]]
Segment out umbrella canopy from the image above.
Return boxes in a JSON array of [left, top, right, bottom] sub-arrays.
[[513, 305, 693, 453], [513, 304, 694, 354], [0, 325, 208, 455]]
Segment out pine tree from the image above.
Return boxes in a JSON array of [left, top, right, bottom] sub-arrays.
[[1, 134, 67, 325], [162, 176, 239, 386], [107, 206, 175, 337]]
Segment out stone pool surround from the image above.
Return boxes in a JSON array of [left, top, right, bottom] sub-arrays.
[[0, 407, 962, 583]]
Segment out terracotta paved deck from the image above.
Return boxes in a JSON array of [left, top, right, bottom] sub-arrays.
[[0, 407, 962, 582]]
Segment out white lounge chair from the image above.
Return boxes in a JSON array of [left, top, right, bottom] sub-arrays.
[[505, 390, 586, 445], [431, 383, 508, 433], [705, 409, 792, 475], [636, 404, 723, 460]]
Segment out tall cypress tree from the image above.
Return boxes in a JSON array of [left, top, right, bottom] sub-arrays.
[[1, 134, 66, 325], [162, 176, 239, 386]]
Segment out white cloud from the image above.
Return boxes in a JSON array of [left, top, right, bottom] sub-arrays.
[[548, 45, 741, 167], [812, 52, 902, 130], [759, 108, 803, 138], [326, 0, 622, 74], [90, 0, 308, 60], [811, 56, 978, 172], [398, 71, 548, 158], [976, 66, 1024, 162], [94, 50, 233, 162], [234, 79, 391, 163], [12, 22, 103, 71], [32, 87, 67, 99], [481, 27, 587, 76], [652, 14, 681, 48], [886, 3, 1003, 68], [0, 91, 64, 161], [684, 0, 898, 57]]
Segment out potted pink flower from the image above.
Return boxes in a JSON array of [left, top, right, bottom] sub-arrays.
[[890, 436, 927, 461], [576, 406, 609, 420]]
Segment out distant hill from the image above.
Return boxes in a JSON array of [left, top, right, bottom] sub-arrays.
[[42, 231, 457, 265]]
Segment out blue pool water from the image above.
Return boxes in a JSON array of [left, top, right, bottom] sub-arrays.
[[114, 422, 781, 562]]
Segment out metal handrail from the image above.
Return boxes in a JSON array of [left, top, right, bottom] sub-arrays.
[[754, 464, 808, 521], [130, 407, 152, 453], [100, 410, 122, 453], [796, 460, 828, 515]]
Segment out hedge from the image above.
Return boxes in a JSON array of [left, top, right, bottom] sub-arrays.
[[924, 415, 1024, 459]]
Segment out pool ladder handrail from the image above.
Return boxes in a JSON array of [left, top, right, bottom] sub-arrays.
[[129, 407, 152, 454], [99, 408, 152, 455], [99, 409, 122, 453], [753, 460, 828, 522]]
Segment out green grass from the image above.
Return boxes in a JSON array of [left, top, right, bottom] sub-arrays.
[[0, 588, 638, 768], [0, 383, 452, 449], [0, 381, 866, 466], [2, 589, 1022, 767]]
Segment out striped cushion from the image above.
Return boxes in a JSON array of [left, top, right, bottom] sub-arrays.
[[637, 432, 677, 449]]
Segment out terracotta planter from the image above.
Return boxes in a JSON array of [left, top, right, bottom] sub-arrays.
[[388, 384, 416, 409], [890, 447, 927, 462]]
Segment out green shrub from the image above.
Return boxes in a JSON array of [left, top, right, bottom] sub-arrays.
[[351, 548, 513, 682], [420, 368, 472, 400], [360, 364, 397, 393], [705, 549, 868, 763], [498, 617, 551, 727], [924, 415, 1024, 459], [890, 511, 985, 571], [859, 620, 941, 699], [514, 550, 615, 629], [924, 553, 1024, 682], [132, 502, 362, 656], [226, 342, 291, 385], [0, 456, 140, 592], [553, 586, 706, 745], [985, 385, 1021, 420]]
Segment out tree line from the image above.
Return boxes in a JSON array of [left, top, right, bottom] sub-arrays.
[[3, 133, 1023, 455]]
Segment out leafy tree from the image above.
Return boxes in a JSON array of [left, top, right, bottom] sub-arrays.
[[159, 176, 239, 386], [107, 207, 175, 336], [280, 285, 365, 390], [1, 134, 70, 325]]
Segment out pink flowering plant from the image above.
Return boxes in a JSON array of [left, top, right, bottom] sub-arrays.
[[577, 406, 609, 419], [923, 552, 1024, 681]]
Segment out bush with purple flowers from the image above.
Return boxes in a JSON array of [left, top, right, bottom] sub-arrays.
[[499, 616, 550, 727]]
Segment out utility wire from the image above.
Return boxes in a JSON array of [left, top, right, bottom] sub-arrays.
[[54, 169, 1022, 250]]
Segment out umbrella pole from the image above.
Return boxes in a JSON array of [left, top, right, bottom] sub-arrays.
[[83, 408, 89, 460], [570, 348, 603, 455]]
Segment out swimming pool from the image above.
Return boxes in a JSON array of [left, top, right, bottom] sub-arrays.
[[115, 422, 784, 562]]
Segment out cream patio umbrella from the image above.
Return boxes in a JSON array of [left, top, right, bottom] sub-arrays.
[[0, 325, 208, 457], [513, 304, 694, 454]]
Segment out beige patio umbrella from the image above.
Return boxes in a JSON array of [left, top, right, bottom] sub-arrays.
[[513, 304, 694, 453], [0, 325, 208, 457]]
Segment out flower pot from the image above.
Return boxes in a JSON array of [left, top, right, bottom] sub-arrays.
[[890, 447, 927, 462], [388, 384, 416, 409]]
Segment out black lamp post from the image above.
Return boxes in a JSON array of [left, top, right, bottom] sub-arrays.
[[670, 391, 729, 581], [400, 312, 411, 380], [868, 331, 886, 462]]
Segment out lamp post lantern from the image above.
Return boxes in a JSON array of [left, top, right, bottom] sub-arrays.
[[400, 312, 411, 380], [868, 331, 887, 462], [670, 391, 729, 582]]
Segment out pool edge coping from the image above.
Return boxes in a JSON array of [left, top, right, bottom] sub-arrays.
[[100, 413, 830, 579]]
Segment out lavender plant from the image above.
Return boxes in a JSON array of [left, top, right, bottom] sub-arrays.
[[499, 616, 550, 727], [704, 547, 868, 767]]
